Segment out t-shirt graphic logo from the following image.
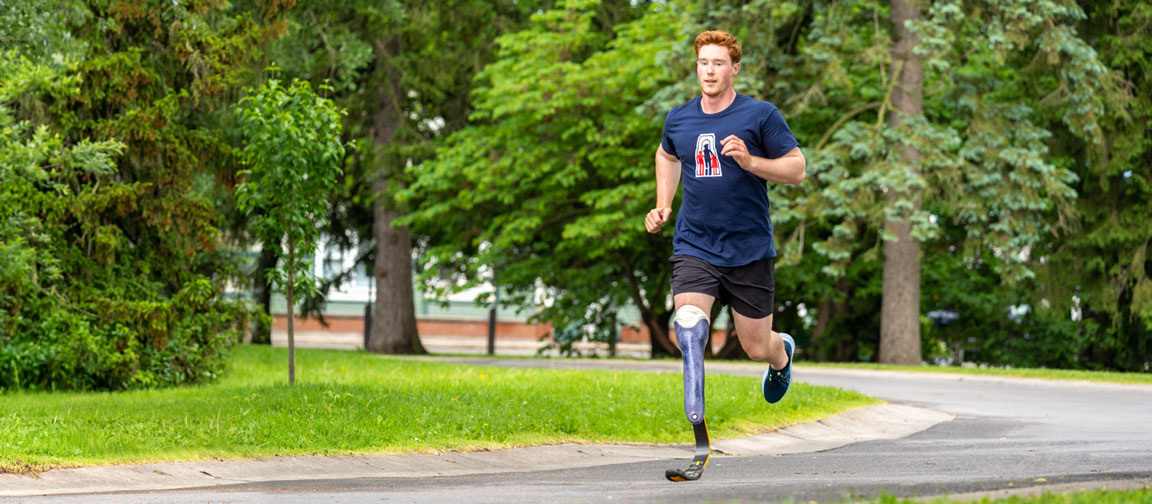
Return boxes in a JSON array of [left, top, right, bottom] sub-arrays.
[[694, 133, 722, 177]]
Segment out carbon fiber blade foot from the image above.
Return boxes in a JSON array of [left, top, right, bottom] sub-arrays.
[[665, 419, 711, 482]]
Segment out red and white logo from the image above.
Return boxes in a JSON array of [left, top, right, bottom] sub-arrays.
[[694, 133, 721, 177]]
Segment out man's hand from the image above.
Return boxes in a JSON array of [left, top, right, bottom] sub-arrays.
[[646, 207, 673, 233], [720, 135, 751, 168], [720, 138, 806, 185]]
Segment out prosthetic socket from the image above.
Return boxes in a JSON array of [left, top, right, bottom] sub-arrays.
[[674, 305, 709, 425]]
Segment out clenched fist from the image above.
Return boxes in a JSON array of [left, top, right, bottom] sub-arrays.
[[645, 207, 672, 233], [720, 135, 751, 168]]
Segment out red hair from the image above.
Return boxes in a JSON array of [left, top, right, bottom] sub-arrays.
[[694, 30, 741, 64]]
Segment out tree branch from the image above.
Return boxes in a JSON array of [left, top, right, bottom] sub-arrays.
[[619, 252, 652, 321], [877, 58, 907, 128], [815, 101, 882, 151], [308, 11, 338, 84]]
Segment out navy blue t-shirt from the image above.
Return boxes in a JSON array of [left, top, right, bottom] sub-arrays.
[[661, 94, 798, 267]]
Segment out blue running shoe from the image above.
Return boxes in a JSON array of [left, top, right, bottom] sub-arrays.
[[761, 332, 795, 404]]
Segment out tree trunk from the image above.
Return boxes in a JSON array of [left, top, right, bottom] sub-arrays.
[[286, 233, 296, 385], [880, 0, 924, 365], [366, 37, 424, 355], [646, 309, 676, 357], [251, 246, 278, 344], [607, 311, 617, 358], [812, 299, 834, 346], [618, 252, 678, 356], [370, 181, 423, 354], [810, 277, 850, 361]]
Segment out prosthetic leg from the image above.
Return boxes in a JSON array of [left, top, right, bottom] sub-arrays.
[[665, 305, 712, 482], [676, 305, 709, 425]]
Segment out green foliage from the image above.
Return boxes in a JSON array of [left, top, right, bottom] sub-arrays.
[[791, 0, 1110, 281], [920, 241, 1102, 370], [402, 0, 682, 351], [4, 0, 1147, 375], [0, 0, 89, 62], [0, 51, 244, 391], [234, 76, 345, 297], [1028, 0, 1152, 371], [401, 0, 1147, 367], [261, 0, 549, 323], [0, 1, 291, 390], [712, 0, 1146, 370]]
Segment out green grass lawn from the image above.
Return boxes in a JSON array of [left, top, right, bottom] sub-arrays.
[[800, 361, 1152, 385], [865, 487, 1152, 503], [0, 345, 878, 472]]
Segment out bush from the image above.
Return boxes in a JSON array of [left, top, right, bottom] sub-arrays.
[[0, 279, 247, 392], [0, 51, 245, 391], [921, 248, 1118, 370]]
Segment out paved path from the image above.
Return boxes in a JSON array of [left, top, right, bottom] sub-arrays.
[[5, 359, 1152, 503]]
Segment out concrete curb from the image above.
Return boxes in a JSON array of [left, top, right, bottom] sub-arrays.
[[0, 403, 951, 498], [712, 403, 952, 456]]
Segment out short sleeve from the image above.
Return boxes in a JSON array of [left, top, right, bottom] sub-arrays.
[[661, 109, 678, 158], [760, 106, 799, 159]]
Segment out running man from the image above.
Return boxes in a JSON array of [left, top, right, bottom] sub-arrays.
[[646, 30, 806, 428]]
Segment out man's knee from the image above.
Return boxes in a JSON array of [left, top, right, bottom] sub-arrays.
[[674, 305, 709, 328], [742, 332, 781, 362], [675, 305, 710, 350], [744, 341, 773, 362]]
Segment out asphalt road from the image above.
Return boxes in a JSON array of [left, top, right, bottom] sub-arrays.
[[8, 360, 1152, 503]]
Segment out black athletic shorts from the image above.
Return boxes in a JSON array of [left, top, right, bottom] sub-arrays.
[[669, 255, 775, 319]]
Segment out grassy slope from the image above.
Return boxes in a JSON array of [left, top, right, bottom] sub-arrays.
[[0, 345, 878, 471]]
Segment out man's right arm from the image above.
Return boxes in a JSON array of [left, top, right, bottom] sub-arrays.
[[645, 145, 681, 233]]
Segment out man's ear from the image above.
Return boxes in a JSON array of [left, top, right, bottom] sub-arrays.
[[733, 62, 740, 75]]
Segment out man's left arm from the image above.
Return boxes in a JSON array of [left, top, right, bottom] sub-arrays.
[[719, 137, 806, 185]]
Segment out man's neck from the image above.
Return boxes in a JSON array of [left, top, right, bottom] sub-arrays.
[[700, 89, 737, 114]]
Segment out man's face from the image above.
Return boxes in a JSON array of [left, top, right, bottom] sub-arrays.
[[696, 44, 739, 98]]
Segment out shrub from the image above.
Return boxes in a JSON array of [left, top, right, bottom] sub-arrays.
[[0, 51, 245, 391]]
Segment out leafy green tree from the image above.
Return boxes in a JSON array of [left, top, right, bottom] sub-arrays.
[[1, 52, 115, 389], [0, 50, 242, 390], [235, 77, 345, 384], [778, 0, 1124, 363], [0, 0, 87, 61], [1037, 0, 1152, 370], [689, 0, 1144, 370], [403, 0, 690, 355], [357, 0, 1144, 369], [261, 0, 546, 354], [1, 0, 284, 390]]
